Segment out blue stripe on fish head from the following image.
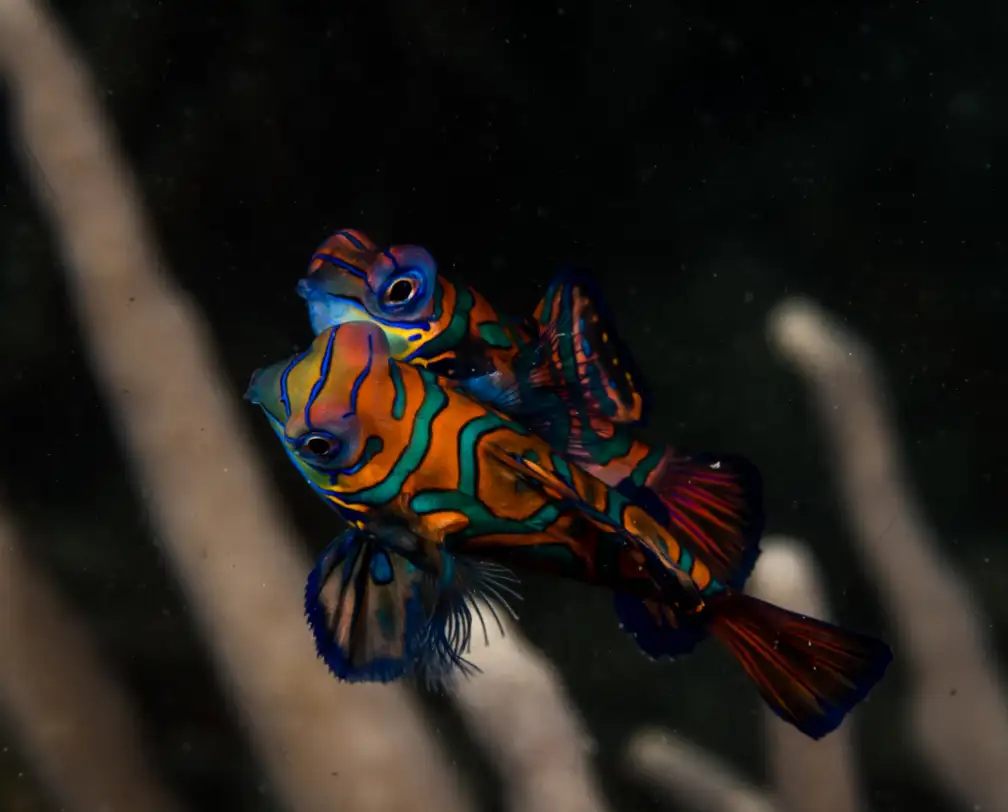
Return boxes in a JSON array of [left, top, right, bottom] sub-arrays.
[[244, 349, 310, 422], [280, 324, 401, 484]]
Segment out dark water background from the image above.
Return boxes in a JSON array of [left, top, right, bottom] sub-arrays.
[[0, 1, 1004, 810]]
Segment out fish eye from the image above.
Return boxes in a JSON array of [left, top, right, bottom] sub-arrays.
[[380, 273, 422, 308], [385, 278, 415, 304], [301, 434, 340, 459]]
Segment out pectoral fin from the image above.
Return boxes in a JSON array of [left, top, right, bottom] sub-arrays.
[[304, 526, 440, 683]]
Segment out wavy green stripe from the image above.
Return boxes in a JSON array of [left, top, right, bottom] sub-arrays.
[[348, 369, 447, 506], [456, 413, 516, 495]]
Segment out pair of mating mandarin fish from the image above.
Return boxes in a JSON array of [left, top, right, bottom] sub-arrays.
[[246, 228, 892, 740]]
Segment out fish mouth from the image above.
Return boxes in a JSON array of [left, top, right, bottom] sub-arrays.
[[295, 277, 315, 301], [296, 278, 373, 335], [244, 368, 265, 403]]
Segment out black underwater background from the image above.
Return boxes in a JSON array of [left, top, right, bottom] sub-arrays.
[[0, 1, 1004, 811]]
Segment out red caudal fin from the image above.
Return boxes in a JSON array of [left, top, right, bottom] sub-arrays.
[[703, 590, 892, 739]]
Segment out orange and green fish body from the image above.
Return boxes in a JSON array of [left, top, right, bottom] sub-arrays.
[[296, 229, 763, 590], [247, 321, 706, 605], [247, 322, 892, 740]]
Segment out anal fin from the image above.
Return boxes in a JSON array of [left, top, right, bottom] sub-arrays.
[[614, 593, 707, 660]]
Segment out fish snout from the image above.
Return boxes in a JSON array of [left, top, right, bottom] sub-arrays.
[[296, 276, 319, 301], [244, 368, 266, 403]]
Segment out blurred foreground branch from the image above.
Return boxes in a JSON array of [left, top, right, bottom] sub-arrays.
[[627, 726, 779, 812], [0, 2, 471, 810], [769, 296, 1008, 811], [0, 505, 185, 812], [451, 600, 611, 812]]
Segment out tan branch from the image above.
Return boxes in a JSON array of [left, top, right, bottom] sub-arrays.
[[769, 296, 1008, 812], [0, 2, 471, 810], [450, 600, 611, 812], [0, 506, 186, 812], [625, 727, 780, 812]]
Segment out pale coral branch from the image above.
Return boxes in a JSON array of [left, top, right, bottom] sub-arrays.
[[0, 505, 186, 812], [0, 2, 471, 811], [747, 537, 866, 812], [768, 296, 1008, 812], [450, 599, 612, 812], [625, 727, 780, 812]]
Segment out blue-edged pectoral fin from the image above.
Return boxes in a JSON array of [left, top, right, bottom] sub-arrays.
[[304, 526, 441, 683]]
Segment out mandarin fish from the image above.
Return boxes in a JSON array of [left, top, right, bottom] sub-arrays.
[[246, 322, 892, 739], [295, 228, 764, 592]]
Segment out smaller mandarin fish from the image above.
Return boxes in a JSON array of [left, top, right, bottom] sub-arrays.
[[297, 229, 764, 602], [297, 228, 528, 380], [246, 322, 892, 740]]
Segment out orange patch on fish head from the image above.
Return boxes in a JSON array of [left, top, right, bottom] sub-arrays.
[[282, 324, 391, 474]]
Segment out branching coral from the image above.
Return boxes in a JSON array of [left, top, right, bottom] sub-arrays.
[[0, 505, 185, 812], [0, 2, 469, 810], [770, 297, 1008, 811], [1, 2, 1005, 812], [450, 600, 612, 812]]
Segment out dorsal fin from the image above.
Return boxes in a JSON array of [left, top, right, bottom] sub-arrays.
[[532, 269, 647, 426]]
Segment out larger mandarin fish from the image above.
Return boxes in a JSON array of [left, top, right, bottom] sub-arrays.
[[246, 321, 892, 740], [295, 229, 764, 597]]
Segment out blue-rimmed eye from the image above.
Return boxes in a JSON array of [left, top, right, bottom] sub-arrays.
[[380, 271, 424, 309], [299, 433, 341, 460]]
